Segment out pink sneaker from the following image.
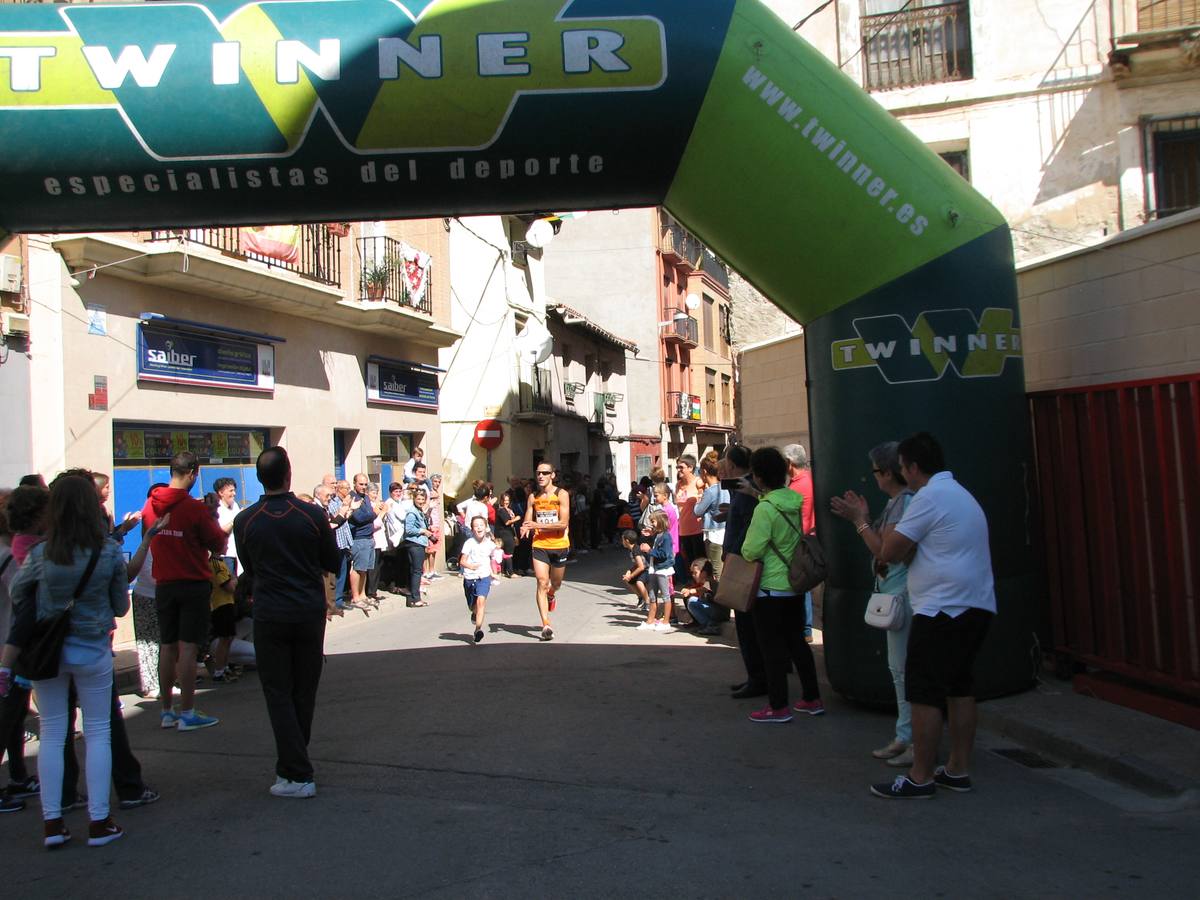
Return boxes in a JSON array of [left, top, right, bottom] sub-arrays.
[[793, 699, 826, 716], [748, 706, 793, 724]]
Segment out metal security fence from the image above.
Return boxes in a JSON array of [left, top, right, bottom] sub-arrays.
[[1030, 375, 1200, 700]]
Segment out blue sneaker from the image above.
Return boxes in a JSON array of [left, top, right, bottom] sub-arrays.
[[160, 710, 179, 729], [176, 711, 219, 732]]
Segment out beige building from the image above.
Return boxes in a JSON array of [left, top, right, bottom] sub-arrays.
[[737, 332, 812, 453], [1018, 204, 1200, 390], [13, 221, 457, 552]]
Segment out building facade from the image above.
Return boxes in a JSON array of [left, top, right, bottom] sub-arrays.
[[763, 0, 1200, 259], [437, 215, 636, 503], [9, 220, 457, 560]]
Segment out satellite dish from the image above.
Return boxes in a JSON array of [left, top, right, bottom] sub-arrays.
[[515, 319, 553, 365], [685, 293, 701, 310], [525, 219, 555, 249]]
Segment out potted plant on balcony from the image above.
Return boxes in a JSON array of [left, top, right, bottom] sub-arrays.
[[325, 222, 351, 238], [363, 262, 391, 302]]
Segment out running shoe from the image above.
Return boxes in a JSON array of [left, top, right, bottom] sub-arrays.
[[177, 710, 219, 731], [0, 796, 25, 814], [160, 710, 180, 729], [748, 706, 793, 724], [933, 765, 973, 792], [871, 775, 935, 799], [653, 623, 672, 633], [43, 818, 70, 849], [5, 776, 39, 800], [269, 779, 316, 799], [119, 788, 160, 810], [474, 629, 485, 644], [792, 699, 826, 716], [87, 817, 125, 847], [636, 622, 657, 631], [540, 625, 554, 641]]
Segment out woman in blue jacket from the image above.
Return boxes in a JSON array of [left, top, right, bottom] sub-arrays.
[[0, 474, 129, 848]]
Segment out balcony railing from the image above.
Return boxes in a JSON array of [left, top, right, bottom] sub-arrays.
[[147, 224, 341, 286], [658, 221, 707, 268], [1137, 0, 1199, 30], [357, 235, 433, 314], [516, 365, 552, 418], [862, 1, 972, 91], [661, 309, 699, 347], [666, 391, 701, 423]]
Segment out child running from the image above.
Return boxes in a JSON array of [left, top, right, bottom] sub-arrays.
[[620, 529, 649, 611], [638, 512, 674, 633], [459, 516, 496, 644]]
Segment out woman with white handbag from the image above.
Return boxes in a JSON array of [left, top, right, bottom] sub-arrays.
[[830, 442, 915, 767]]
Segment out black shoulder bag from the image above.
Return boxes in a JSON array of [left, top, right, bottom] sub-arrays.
[[15, 545, 102, 681]]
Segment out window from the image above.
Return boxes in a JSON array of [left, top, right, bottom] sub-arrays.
[[379, 432, 414, 464], [861, 0, 972, 92], [702, 296, 714, 350], [721, 375, 732, 425], [939, 149, 970, 182], [719, 303, 732, 354], [635, 454, 653, 480], [1144, 114, 1200, 220], [705, 368, 717, 422]]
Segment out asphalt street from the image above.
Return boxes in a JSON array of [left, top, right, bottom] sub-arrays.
[[2, 550, 1196, 898]]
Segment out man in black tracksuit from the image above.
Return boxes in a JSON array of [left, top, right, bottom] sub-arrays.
[[234, 447, 340, 798]]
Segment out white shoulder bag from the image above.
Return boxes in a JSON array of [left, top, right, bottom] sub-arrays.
[[864, 592, 905, 630]]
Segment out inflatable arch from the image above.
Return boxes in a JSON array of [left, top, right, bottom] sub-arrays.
[[0, 0, 1037, 700]]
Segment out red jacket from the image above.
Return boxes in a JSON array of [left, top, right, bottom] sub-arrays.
[[142, 486, 228, 583], [789, 470, 816, 535]]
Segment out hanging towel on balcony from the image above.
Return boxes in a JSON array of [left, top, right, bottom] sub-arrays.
[[240, 225, 301, 264], [400, 242, 431, 307]]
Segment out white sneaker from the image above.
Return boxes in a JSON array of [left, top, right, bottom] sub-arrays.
[[269, 779, 316, 799], [653, 623, 672, 633], [636, 622, 657, 631]]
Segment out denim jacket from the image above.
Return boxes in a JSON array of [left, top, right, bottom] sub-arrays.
[[8, 540, 129, 643], [404, 509, 430, 546]]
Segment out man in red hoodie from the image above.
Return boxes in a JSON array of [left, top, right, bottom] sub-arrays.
[[142, 452, 227, 732]]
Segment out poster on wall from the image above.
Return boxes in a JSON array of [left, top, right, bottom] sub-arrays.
[[113, 425, 267, 463], [365, 357, 439, 409], [137, 324, 276, 393]]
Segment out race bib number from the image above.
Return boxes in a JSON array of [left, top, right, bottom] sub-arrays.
[[536, 509, 558, 525]]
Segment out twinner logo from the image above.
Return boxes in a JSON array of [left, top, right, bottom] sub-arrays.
[[831, 308, 1022, 384], [0, 0, 667, 159]]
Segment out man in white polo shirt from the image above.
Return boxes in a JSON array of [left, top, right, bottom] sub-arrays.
[[847, 432, 995, 800]]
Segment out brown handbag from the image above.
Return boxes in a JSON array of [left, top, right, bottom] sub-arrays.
[[713, 553, 762, 613]]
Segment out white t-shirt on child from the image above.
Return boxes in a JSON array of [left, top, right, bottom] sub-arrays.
[[460, 537, 497, 580]]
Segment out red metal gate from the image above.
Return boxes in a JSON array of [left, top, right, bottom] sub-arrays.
[[1030, 375, 1200, 707]]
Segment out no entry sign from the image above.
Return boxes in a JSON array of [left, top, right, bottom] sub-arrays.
[[474, 419, 503, 450]]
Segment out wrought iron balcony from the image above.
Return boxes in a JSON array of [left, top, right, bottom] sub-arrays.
[[658, 220, 707, 268], [861, 1, 972, 92], [661, 309, 699, 347], [666, 391, 701, 423], [515, 364, 553, 420], [357, 235, 433, 314], [147, 224, 341, 286]]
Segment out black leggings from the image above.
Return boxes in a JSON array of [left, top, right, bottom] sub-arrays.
[[753, 593, 820, 709], [405, 542, 426, 599], [0, 683, 31, 782]]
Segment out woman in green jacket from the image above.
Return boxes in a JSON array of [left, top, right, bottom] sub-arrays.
[[740, 447, 824, 723]]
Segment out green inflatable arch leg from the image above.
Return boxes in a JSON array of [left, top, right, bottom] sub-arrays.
[[0, 0, 1036, 699]]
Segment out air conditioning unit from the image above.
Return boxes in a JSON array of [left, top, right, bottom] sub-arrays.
[[0, 254, 21, 293], [2, 309, 30, 335]]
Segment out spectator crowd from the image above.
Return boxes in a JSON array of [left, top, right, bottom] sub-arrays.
[[0, 429, 997, 850]]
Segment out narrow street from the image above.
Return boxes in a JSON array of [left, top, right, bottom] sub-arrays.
[[2, 551, 1195, 898]]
